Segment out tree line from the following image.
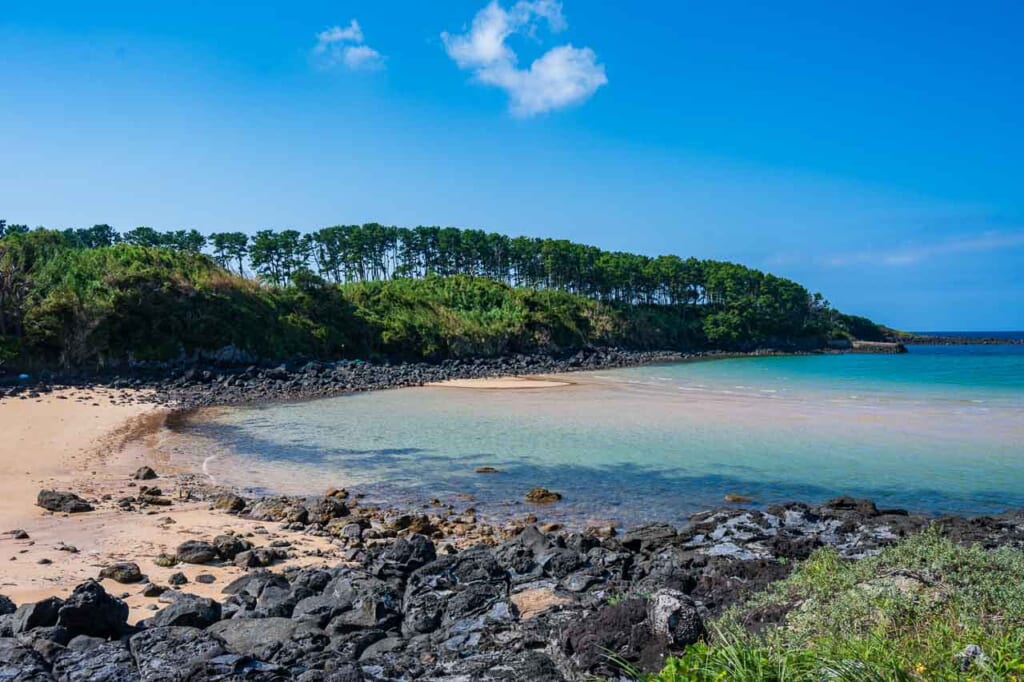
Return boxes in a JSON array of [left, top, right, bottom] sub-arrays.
[[0, 221, 833, 321]]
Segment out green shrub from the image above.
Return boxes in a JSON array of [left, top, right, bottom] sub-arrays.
[[653, 530, 1024, 681]]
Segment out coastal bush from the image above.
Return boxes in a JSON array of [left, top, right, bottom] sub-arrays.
[[653, 529, 1024, 681], [0, 226, 881, 368]]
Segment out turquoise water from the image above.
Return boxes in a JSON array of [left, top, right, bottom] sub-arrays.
[[168, 345, 1024, 527]]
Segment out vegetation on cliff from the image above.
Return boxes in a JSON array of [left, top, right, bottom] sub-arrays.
[[0, 221, 882, 367], [652, 529, 1024, 681]]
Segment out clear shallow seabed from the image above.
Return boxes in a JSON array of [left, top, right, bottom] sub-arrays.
[[164, 342, 1024, 528]]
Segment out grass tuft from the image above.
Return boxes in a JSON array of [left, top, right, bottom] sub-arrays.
[[650, 528, 1024, 681]]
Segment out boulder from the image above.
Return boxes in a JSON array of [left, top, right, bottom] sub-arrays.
[[175, 540, 220, 565], [525, 488, 562, 504], [99, 562, 144, 584], [13, 596, 64, 633], [57, 580, 129, 638], [560, 598, 670, 675], [0, 638, 53, 681], [208, 617, 326, 663], [327, 578, 402, 633], [148, 594, 222, 629], [402, 549, 510, 637], [211, 493, 246, 513], [37, 490, 93, 513], [133, 466, 158, 480], [212, 534, 252, 560], [0, 595, 14, 616], [306, 496, 349, 525], [129, 626, 226, 682], [53, 640, 137, 681], [247, 498, 297, 523], [823, 496, 879, 517], [372, 534, 437, 580], [620, 523, 678, 552], [647, 589, 704, 647]]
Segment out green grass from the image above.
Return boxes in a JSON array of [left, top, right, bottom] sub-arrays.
[[651, 529, 1024, 682]]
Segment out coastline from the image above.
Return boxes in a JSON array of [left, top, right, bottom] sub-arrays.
[[2, 368, 1023, 680]]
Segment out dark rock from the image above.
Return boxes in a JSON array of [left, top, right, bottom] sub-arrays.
[[133, 466, 158, 480], [0, 595, 14, 616], [620, 523, 678, 552], [13, 596, 64, 633], [174, 540, 219, 565], [194, 574, 216, 585], [37, 490, 93, 514], [53, 640, 137, 681], [140, 583, 166, 598], [99, 562, 144, 584], [317, 663, 365, 682], [0, 638, 53, 681], [823, 496, 879, 517], [211, 493, 247, 513], [402, 549, 509, 637], [387, 514, 435, 535], [767, 533, 822, 560], [560, 598, 669, 676], [212, 534, 252, 561], [222, 570, 290, 599], [129, 626, 225, 682], [66, 634, 106, 651], [306, 496, 350, 525], [372, 534, 437, 580], [233, 547, 285, 570], [481, 651, 566, 681], [327, 578, 401, 634], [57, 580, 129, 638], [647, 589, 704, 647], [292, 595, 346, 627], [167, 572, 188, 586], [524, 488, 561, 504], [148, 594, 221, 629], [208, 617, 327, 664]]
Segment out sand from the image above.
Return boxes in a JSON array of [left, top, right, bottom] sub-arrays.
[[427, 376, 571, 389], [0, 388, 342, 623]]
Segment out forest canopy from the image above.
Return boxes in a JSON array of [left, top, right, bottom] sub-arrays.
[[0, 221, 879, 367]]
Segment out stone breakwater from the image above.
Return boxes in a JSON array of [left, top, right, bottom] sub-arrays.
[[3, 489, 1023, 682], [0, 347, 795, 407]]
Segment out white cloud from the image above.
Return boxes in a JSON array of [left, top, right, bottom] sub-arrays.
[[822, 230, 1024, 267], [442, 1, 607, 116], [314, 19, 384, 71], [342, 45, 384, 71], [316, 20, 364, 47]]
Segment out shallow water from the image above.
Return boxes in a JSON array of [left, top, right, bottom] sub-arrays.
[[164, 344, 1024, 528]]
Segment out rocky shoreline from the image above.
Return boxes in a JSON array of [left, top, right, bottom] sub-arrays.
[[901, 334, 1023, 346], [4, 477, 1024, 681], [1, 346, 850, 408]]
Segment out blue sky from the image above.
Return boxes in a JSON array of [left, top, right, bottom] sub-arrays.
[[1, 1, 1022, 330]]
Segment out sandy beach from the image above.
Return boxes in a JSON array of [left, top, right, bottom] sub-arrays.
[[427, 375, 572, 389], [0, 389, 340, 623]]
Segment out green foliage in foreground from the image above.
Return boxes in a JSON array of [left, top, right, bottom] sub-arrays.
[[650, 530, 1024, 682]]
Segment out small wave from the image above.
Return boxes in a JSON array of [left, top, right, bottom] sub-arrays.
[[201, 455, 219, 484]]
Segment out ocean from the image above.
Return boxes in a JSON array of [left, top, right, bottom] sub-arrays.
[[165, 339, 1024, 528]]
